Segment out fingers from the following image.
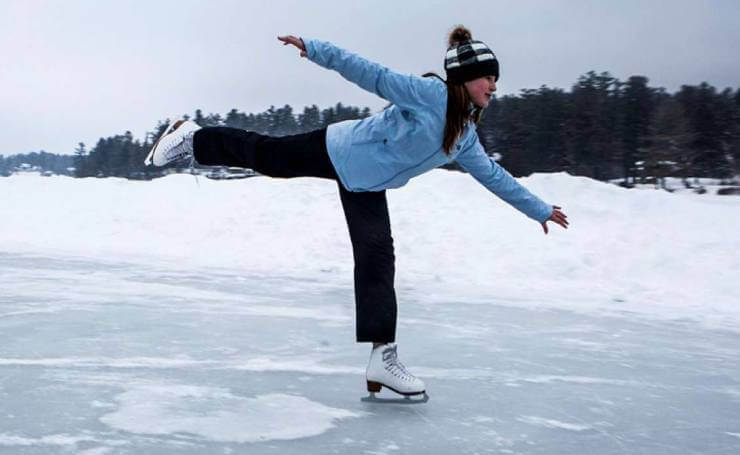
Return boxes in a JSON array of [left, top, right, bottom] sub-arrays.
[[277, 35, 305, 49], [550, 206, 569, 229], [555, 213, 569, 228], [277, 35, 307, 57], [543, 206, 569, 234], [553, 216, 568, 229]]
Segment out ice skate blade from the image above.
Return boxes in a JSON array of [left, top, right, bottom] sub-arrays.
[[361, 392, 429, 405]]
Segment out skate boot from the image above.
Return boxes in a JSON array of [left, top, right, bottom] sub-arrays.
[[144, 119, 201, 167], [362, 343, 428, 404]]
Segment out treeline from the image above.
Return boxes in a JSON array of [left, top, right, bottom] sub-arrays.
[[3, 72, 739, 183], [71, 103, 370, 179], [0, 103, 369, 179], [0, 151, 74, 176], [479, 72, 740, 184]]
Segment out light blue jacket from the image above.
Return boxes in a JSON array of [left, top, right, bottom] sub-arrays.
[[304, 39, 553, 223]]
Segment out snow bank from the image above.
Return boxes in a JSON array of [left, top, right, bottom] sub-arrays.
[[2, 171, 738, 328]]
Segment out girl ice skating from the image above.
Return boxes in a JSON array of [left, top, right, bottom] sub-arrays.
[[145, 26, 569, 403]]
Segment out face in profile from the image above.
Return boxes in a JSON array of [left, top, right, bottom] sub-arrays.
[[465, 75, 497, 108]]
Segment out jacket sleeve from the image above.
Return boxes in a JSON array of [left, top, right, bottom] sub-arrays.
[[455, 134, 553, 223], [303, 38, 441, 111]]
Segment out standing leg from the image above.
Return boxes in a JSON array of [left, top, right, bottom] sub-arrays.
[[338, 185, 397, 343], [192, 127, 337, 180], [194, 125, 397, 342]]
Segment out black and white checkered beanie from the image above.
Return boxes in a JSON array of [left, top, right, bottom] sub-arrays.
[[444, 40, 499, 84]]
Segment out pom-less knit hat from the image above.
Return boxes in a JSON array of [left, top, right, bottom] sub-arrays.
[[444, 40, 499, 84]]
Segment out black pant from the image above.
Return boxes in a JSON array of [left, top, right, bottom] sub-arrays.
[[193, 127, 397, 343]]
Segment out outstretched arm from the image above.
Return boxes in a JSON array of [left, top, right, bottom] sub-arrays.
[[277, 35, 441, 111], [456, 137, 569, 234]]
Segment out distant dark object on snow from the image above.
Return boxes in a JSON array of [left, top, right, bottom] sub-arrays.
[[717, 187, 740, 196]]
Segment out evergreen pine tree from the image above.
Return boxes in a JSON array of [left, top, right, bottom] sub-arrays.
[[568, 71, 621, 179], [298, 105, 321, 133], [638, 97, 694, 188], [676, 83, 733, 178], [620, 76, 655, 185], [73, 142, 88, 177]]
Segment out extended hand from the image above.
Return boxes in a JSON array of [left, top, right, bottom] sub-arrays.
[[541, 205, 569, 235], [277, 35, 307, 57]]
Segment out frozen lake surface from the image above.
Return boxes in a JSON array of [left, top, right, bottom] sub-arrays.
[[1, 252, 739, 454]]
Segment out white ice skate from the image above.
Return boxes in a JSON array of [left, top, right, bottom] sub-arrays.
[[144, 119, 201, 167], [362, 343, 429, 404]]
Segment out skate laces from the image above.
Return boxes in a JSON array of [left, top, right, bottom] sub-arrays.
[[163, 131, 192, 160], [381, 345, 415, 381], [161, 126, 200, 186]]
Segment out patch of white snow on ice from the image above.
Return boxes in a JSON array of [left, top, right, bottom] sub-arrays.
[[516, 416, 593, 432], [78, 448, 114, 455], [100, 385, 363, 443], [519, 375, 638, 386], [0, 433, 97, 447]]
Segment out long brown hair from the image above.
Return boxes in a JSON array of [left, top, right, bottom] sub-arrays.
[[385, 25, 486, 154], [435, 25, 486, 155], [422, 72, 484, 155]]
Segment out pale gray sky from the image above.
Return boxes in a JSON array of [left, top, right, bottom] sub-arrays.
[[2, 0, 739, 156]]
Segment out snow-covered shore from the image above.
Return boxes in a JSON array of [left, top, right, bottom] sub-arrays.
[[2, 171, 738, 329]]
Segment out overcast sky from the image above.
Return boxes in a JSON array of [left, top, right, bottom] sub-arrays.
[[2, 0, 739, 156]]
